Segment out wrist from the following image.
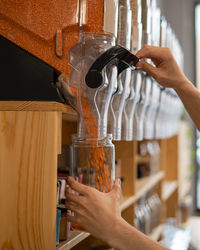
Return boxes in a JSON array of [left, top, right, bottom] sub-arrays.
[[106, 217, 128, 250], [173, 78, 192, 93], [104, 217, 123, 249]]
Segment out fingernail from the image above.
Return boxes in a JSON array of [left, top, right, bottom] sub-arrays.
[[135, 61, 144, 69]]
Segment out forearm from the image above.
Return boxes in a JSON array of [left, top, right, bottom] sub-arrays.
[[106, 218, 168, 250], [174, 79, 200, 131]]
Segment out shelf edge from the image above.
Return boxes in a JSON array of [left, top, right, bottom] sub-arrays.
[[57, 231, 90, 250], [120, 171, 165, 211], [162, 181, 178, 201]]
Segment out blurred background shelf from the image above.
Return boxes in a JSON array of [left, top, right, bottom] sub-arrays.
[[162, 181, 178, 201], [120, 171, 164, 211], [148, 224, 163, 241], [136, 171, 165, 198], [136, 155, 150, 164], [120, 195, 137, 211]]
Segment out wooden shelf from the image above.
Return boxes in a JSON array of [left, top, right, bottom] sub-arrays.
[[120, 171, 165, 211], [57, 231, 90, 250], [148, 224, 163, 241], [162, 181, 178, 201], [136, 155, 150, 164], [0, 101, 77, 121], [120, 196, 137, 211], [136, 171, 165, 198]]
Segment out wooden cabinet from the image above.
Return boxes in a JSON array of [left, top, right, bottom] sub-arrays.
[[0, 101, 179, 249]]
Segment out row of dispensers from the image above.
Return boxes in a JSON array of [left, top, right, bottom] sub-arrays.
[[0, 0, 183, 141]]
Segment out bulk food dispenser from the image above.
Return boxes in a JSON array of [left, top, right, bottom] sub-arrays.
[[0, 0, 139, 248]]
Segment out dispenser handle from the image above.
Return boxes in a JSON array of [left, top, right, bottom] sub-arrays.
[[85, 45, 139, 88]]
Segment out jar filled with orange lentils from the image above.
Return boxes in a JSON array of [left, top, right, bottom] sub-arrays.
[[70, 134, 115, 193], [70, 134, 115, 231]]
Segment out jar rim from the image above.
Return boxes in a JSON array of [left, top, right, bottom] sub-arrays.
[[72, 134, 113, 142]]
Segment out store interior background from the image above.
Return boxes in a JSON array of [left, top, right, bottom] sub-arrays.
[[157, 0, 200, 248], [158, 0, 195, 84], [157, 0, 200, 213]]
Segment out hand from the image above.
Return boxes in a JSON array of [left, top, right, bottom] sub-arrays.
[[65, 177, 121, 243], [136, 45, 188, 90], [65, 177, 169, 250]]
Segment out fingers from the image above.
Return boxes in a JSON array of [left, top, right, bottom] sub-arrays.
[[66, 201, 82, 214], [65, 189, 85, 204], [136, 45, 171, 63], [136, 61, 158, 80], [112, 179, 121, 191], [66, 213, 80, 224], [67, 176, 91, 195], [110, 179, 121, 200]]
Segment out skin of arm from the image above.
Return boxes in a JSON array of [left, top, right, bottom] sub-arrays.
[[135, 45, 200, 131], [66, 177, 168, 250]]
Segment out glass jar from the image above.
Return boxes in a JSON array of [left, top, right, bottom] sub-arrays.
[[70, 134, 115, 192], [70, 134, 115, 230]]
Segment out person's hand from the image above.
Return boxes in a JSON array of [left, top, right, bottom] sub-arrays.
[[136, 45, 188, 90], [65, 177, 121, 243]]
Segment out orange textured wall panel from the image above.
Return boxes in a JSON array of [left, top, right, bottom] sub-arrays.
[[87, 0, 104, 34], [0, 0, 105, 77]]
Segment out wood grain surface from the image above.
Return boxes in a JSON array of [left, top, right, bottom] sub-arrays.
[[0, 111, 61, 250]]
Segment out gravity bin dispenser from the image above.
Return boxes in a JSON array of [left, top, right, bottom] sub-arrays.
[[62, 33, 139, 195]]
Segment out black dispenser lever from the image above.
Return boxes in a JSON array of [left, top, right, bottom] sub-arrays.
[[85, 45, 139, 88]]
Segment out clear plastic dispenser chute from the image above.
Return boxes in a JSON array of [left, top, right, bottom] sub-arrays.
[[108, 1, 133, 141], [122, 11, 143, 141], [143, 1, 161, 139], [68, 34, 115, 139], [132, 0, 152, 141]]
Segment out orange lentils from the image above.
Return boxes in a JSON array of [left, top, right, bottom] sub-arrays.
[[81, 91, 112, 192]]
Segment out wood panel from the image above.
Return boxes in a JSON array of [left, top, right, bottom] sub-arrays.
[[159, 139, 167, 172], [62, 121, 77, 145], [165, 136, 178, 181], [0, 101, 75, 113], [122, 204, 135, 226], [0, 111, 61, 250], [165, 190, 178, 218], [114, 141, 137, 197]]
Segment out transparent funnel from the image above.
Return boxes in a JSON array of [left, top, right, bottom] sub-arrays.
[[68, 33, 116, 139], [108, 3, 133, 140]]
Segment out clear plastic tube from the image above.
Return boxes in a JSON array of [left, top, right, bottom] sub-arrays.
[[122, 20, 142, 140], [133, 74, 151, 140], [122, 71, 142, 140], [68, 33, 115, 139], [143, 81, 160, 139], [108, 3, 133, 140], [96, 64, 118, 139]]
